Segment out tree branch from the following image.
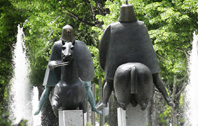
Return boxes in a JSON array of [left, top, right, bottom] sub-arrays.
[[84, 0, 96, 19], [175, 48, 190, 58], [171, 75, 177, 101], [83, 0, 105, 28], [175, 83, 188, 98], [156, 53, 168, 61], [171, 74, 188, 99], [65, 10, 95, 26], [176, 74, 188, 82]]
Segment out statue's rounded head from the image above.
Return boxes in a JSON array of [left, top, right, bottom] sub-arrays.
[[61, 24, 75, 42], [118, 4, 137, 22]]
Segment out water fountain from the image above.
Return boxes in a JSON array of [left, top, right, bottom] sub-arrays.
[[185, 32, 198, 126], [9, 25, 41, 126]]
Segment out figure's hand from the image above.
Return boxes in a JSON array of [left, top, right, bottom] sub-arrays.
[[96, 102, 107, 110], [92, 108, 102, 115], [48, 61, 57, 70]]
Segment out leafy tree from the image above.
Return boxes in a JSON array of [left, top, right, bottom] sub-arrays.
[[1, 0, 198, 125], [9, 0, 107, 87], [5, 0, 107, 125], [0, 0, 27, 124]]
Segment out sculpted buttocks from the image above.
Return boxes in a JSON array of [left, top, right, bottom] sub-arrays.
[[114, 63, 153, 110]]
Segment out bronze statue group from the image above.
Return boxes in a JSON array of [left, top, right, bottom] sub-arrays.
[[34, 2, 173, 118]]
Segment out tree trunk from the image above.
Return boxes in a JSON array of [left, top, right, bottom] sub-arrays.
[[41, 99, 58, 126], [148, 92, 157, 126], [99, 78, 104, 126], [38, 86, 58, 126]]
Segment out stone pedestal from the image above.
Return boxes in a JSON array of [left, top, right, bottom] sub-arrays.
[[59, 110, 84, 126], [117, 104, 149, 126]]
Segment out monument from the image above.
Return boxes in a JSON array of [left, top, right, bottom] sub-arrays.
[[34, 25, 101, 125], [97, 1, 173, 125]]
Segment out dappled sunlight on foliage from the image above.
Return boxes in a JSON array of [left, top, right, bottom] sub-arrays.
[[0, 0, 198, 125]]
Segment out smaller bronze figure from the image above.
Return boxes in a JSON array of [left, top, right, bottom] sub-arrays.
[[97, 2, 174, 110], [50, 41, 87, 116], [34, 25, 101, 116]]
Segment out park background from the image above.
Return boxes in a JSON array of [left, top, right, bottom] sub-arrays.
[[0, 0, 198, 125]]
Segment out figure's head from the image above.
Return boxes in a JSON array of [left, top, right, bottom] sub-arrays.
[[61, 24, 75, 42], [118, 3, 137, 22], [61, 41, 75, 63]]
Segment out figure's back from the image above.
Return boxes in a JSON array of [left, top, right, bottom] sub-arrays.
[[101, 21, 160, 80]]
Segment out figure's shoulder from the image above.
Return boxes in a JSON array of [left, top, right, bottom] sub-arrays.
[[75, 40, 86, 46], [102, 24, 111, 34], [137, 20, 144, 24], [54, 40, 62, 45], [54, 40, 62, 46], [51, 40, 62, 51], [110, 22, 120, 27], [110, 21, 145, 26], [75, 40, 90, 51], [137, 20, 146, 26]]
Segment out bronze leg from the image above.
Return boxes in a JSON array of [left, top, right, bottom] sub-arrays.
[[152, 73, 174, 106]]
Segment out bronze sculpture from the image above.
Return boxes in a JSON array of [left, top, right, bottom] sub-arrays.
[[35, 25, 101, 116], [97, 2, 173, 110], [49, 41, 88, 116]]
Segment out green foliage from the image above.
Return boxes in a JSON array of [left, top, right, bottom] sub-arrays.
[[88, 45, 104, 79], [0, 104, 27, 126], [0, 111, 12, 126], [0, 0, 27, 117], [158, 113, 169, 126], [8, 0, 106, 86], [1, 0, 198, 125], [88, 45, 104, 101], [17, 120, 28, 126], [144, 0, 198, 87], [93, 0, 121, 38], [0, 0, 107, 124]]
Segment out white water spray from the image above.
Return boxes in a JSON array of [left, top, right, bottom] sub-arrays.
[[9, 25, 41, 126], [185, 32, 198, 126]]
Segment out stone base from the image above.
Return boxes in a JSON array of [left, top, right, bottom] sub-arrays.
[[59, 110, 84, 126], [117, 104, 149, 126]]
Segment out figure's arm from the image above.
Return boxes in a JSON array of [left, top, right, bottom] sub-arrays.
[[35, 42, 62, 116], [34, 86, 50, 115], [99, 25, 111, 71], [43, 41, 62, 86], [48, 42, 63, 70], [48, 60, 67, 70]]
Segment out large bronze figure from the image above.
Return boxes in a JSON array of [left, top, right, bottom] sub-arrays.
[[35, 25, 101, 116], [97, 2, 173, 110]]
